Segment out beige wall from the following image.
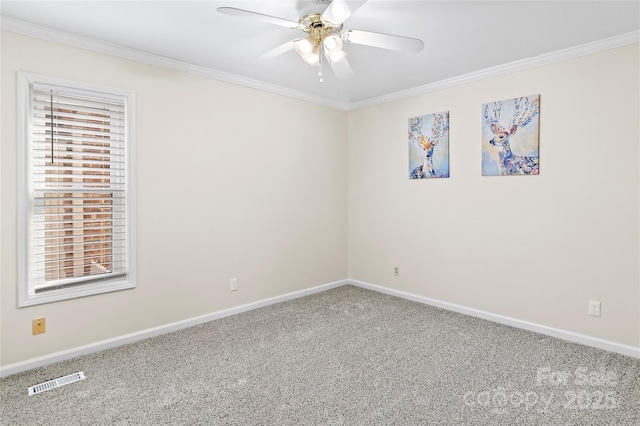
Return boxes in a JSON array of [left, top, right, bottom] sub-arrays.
[[1, 30, 638, 368], [348, 44, 639, 347], [1, 31, 348, 366]]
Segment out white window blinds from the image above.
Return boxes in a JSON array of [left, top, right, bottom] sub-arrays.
[[19, 73, 135, 306]]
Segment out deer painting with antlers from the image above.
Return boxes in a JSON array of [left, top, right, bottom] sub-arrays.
[[409, 111, 449, 179], [482, 96, 540, 176]]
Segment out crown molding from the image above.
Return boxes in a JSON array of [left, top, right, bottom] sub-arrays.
[[0, 16, 191, 72], [1, 16, 637, 112], [184, 63, 349, 110], [0, 16, 349, 111], [348, 30, 640, 110]]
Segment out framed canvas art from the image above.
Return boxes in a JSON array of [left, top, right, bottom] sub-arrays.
[[482, 95, 540, 176], [408, 111, 449, 179]]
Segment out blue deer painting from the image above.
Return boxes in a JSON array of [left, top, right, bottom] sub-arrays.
[[409, 112, 449, 179], [482, 96, 540, 176]]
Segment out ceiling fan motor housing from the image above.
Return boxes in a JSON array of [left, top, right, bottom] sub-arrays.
[[299, 13, 343, 44]]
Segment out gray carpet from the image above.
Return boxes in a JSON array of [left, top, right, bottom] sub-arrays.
[[1, 285, 639, 425]]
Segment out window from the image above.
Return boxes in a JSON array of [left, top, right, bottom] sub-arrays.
[[18, 72, 135, 307]]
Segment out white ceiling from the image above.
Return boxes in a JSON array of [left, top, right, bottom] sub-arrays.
[[1, 1, 639, 108]]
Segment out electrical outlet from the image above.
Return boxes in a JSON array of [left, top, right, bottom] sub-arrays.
[[32, 318, 46, 335], [394, 267, 399, 277], [588, 301, 601, 317], [230, 278, 238, 292]]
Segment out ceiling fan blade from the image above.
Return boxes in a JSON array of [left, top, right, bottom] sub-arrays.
[[342, 29, 424, 53], [321, 0, 368, 27], [258, 40, 298, 61], [217, 7, 302, 30], [329, 57, 354, 80]]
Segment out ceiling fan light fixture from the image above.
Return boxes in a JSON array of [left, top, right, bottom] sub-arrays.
[[325, 47, 346, 65], [294, 37, 314, 56], [322, 34, 345, 65], [294, 36, 320, 66], [323, 34, 341, 51], [301, 44, 321, 66]]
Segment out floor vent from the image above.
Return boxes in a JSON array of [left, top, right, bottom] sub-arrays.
[[27, 371, 86, 396]]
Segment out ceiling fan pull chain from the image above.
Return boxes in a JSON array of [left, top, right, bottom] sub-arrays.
[[319, 49, 324, 83]]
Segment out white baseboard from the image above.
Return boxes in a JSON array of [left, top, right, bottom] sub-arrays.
[[0, 279, 348, 378], [349, 279, 640, 359], [3, 278, 637, 377]]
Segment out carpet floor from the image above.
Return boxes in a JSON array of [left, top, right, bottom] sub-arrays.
[[1, 285, 639, 425]]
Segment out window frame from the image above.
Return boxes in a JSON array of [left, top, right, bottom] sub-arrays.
[[17, 72, 136, 307]]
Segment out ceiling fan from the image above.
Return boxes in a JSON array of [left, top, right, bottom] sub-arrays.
[[217, 0, 424, 82]]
